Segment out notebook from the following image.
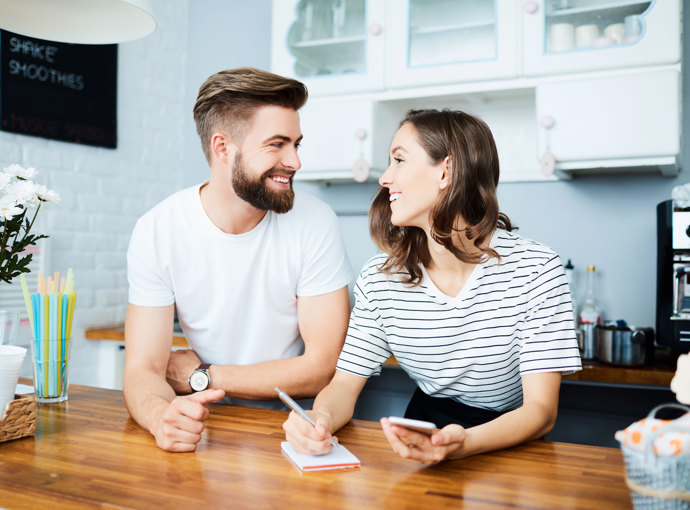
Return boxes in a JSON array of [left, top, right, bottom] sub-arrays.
[[281, 442, 361, 472]]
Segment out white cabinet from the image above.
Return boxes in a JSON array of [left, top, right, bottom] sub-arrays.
[[385, 0, 520, 88], [271, 0, 386, 96], [536, 69, 680, 177], [523, 0, 680, 77], [296, 98, 401, 181], [272, 0, 682, 182]]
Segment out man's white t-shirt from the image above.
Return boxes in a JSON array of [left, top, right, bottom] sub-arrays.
[[127, 183, 353, 368]]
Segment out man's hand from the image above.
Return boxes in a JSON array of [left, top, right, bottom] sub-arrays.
[[151, 389, 225, 452], [166, 349, 203, 395], [380, 417, 467, 465]]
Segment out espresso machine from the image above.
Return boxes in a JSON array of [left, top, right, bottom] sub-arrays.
[[656, 199, 690, 353]]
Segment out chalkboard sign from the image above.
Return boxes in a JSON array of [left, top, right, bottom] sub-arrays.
[[0, 30, 117, 148]]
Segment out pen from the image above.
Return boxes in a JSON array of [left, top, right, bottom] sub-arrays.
[[275, 387, 338, 447]]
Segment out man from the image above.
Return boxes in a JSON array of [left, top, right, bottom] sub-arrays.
[[124, 68, 352, 452]]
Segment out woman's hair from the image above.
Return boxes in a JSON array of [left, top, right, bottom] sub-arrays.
[[370, 109, 515, 285], [193, 67, 308, 162]]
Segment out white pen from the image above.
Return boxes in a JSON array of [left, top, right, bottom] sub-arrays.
[[275, 387, 338, 447]]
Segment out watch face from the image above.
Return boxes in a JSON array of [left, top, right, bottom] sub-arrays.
[[189, 370, 209, 392]]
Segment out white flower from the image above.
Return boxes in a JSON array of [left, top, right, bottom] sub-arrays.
[[0, 173, 11, 193], [0, 195, 23, 220], [3, 164, 37, 180], [35, 184, 61, 203], [3, 180, 38, 207]]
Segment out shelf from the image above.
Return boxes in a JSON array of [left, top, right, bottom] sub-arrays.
[[291, 34, 366, 49], [548, 1, 650, 21], [410, 20, 494, 35]]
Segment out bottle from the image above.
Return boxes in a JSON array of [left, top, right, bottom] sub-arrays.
[[579, 265, 601, 325], [578, 265, 601, 360], [564, 259, 577, 320]]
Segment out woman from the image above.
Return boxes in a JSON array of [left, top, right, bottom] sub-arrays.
[[283, 109, 581, 464]]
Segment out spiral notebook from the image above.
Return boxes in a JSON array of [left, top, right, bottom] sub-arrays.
[[281, 442, 361, 472]]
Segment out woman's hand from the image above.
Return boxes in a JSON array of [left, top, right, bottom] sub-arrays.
[[282, 409, 337, 456], [380, 417, 467, 465]]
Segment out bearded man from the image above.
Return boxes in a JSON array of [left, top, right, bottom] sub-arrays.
[[124, 68, 352, 452]]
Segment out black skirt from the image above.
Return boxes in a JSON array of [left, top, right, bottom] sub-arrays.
[[404, 388, 506, 429]]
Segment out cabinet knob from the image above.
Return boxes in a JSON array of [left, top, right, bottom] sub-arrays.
[[353, 157, 370, 183], [369, 23, 383, 36], [540, 115, 555, 129], [540, 151, 556, 176], [354, 128, 368, 140], [524, 1, 539, 14]]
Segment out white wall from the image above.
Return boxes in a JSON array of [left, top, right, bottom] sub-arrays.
[[4, 1, 190, 387], [182, 0, 272, 188]]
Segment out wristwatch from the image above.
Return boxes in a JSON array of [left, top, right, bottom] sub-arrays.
[[189, 363, 211, 392]]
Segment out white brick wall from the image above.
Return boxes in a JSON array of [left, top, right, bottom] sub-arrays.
[[3, 1, 190, 388]]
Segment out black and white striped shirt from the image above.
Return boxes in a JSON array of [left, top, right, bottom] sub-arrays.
[[336, 229, 582, 412]]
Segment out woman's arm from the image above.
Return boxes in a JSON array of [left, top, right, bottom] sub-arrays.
[[381, 371, 561, 464], [282, 369, 368, 455]]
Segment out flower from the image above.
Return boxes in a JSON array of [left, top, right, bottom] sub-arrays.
[[0, 164, 59, 284], [3, 163, 37, 180]]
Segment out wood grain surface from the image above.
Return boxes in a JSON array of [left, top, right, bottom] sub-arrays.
[[0, 382, 633, 509]]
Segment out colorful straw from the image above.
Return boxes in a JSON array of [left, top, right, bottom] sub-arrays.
[[22, 268, 77, 399]]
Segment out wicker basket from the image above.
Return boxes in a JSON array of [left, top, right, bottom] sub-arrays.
[[0, 394, 36, 443], [619, 404, 690, 510]]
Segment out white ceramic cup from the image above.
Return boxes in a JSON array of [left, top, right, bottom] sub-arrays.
[[593, 36, 616, 47], [624, 15, 642, 38], [549, 23, 575, 52], [604, 23, 625, 44], [0, 345, 27, 415], [575, 24, 599, 48]]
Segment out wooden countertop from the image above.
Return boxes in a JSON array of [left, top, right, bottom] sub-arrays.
[[85, 327, 677, 386], [0, 381, 633, 509]]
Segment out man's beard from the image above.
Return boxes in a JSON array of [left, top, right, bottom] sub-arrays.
[[231, 152, 295, 214]]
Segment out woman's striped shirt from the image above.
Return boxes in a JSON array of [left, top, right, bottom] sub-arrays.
[[336, 229, 582, 412]]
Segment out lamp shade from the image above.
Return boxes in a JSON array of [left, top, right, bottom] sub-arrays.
[[0, 0, 156, 44]]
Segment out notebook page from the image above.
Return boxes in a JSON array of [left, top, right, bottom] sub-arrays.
[[281, 442, 361, 471]]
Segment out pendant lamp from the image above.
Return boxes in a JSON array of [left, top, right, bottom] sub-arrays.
[[0, 0, 156, 44]]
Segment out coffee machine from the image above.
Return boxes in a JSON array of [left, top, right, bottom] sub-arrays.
[[657, 199, 690, 353]]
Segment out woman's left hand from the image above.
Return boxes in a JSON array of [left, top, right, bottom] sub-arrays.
[[380, 417, 467, 465]]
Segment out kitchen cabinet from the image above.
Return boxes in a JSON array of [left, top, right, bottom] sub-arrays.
[[385, 0, 520, 89], [536, 69, 680, 178], [271, 0, 682, 182], [271, 0, 385, 96], [295, 98, 401, 181], [523, 0, 680, 77]]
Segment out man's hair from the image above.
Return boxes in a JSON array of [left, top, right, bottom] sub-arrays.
[[370, 109, 515, 286], [193, 67, 308, 162]]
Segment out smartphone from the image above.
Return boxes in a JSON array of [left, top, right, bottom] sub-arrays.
[[387, 416, 438, 435]]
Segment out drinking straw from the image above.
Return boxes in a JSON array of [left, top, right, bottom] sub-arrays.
[[57, 292, 63, 391], [20, 274, 35, 338], [53, 271, 59, 292], [59, 277, 65, 293], [43, 293, 49, 394], [65, 268, 74, 293]]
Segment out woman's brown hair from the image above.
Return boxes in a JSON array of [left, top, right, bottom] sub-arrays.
[[370, 109, 515, 285]]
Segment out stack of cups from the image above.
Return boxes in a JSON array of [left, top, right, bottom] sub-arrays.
[[0, 345, 27, 418]]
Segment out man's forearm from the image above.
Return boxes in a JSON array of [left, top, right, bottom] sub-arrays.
[[123, 368, 177, 434], [209, 353, 334, 400]]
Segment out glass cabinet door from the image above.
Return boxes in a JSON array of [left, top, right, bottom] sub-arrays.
[[271, 0, 385, 96], [523, 0, 680, 76], [386, 0, 519, 89]]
